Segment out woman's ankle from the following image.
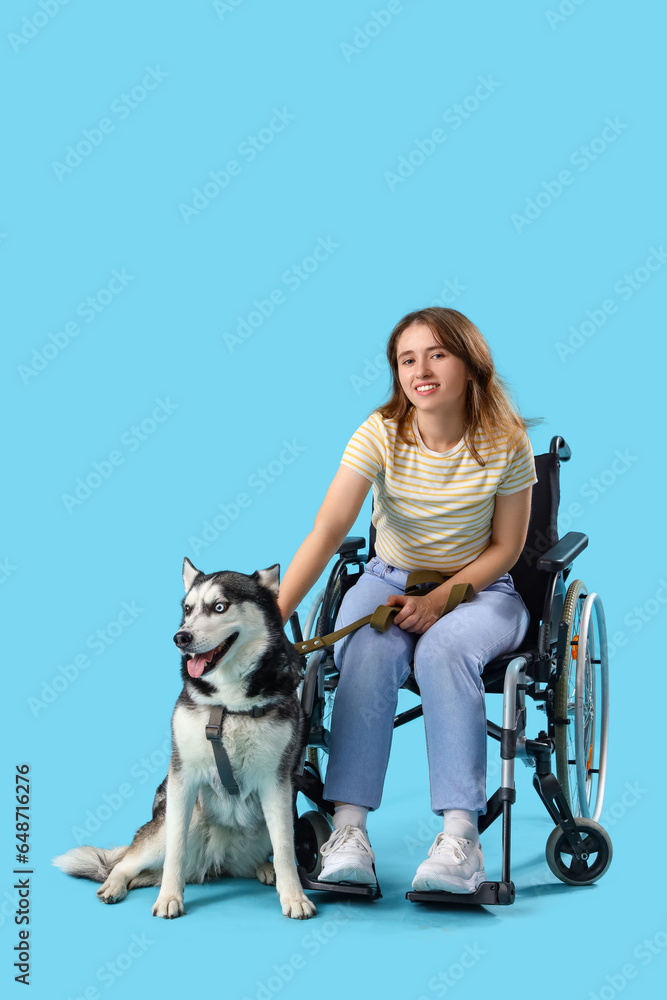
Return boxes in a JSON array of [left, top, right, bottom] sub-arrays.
[[442, 808, 479, 842], [333, 802, 369, 831]]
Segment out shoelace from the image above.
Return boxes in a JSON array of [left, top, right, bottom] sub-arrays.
[[320, 824, 372, 858], [428, 832, 472, 865]]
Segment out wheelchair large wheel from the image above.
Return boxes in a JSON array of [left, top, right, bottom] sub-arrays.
[[554, 581, 609, 821], [294, 810, 333, 879], [545, 817, 613, 885]]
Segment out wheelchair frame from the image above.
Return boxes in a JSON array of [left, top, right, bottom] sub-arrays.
[[292, 435, 612, 905]]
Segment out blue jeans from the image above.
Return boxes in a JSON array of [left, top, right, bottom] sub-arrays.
[[322, 556, 531, 815]]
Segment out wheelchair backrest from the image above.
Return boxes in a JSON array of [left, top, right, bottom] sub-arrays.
[[508, 449, 560, 641]]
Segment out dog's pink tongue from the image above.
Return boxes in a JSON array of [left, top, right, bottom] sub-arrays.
[[187, 653, 209, 678]]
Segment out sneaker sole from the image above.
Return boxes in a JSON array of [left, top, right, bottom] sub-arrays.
[[318, 865, 376, 885], [411, 869, 487, 893]]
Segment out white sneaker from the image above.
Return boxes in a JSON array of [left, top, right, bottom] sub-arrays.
[[318, 824, 376, 884], [411, 832, 487, 893]]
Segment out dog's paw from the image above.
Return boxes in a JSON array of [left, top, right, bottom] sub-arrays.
[[96, 879, 128, 904], [280, 893, 317, 920], [256, 861, 276, 885], [152, 894, 185, 919]]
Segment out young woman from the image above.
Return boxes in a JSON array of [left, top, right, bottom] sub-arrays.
[[276, 307, 539, 893]]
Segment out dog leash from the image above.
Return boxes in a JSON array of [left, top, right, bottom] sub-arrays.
[[294, 569, 475, 655], [205, 570, 474, 793]]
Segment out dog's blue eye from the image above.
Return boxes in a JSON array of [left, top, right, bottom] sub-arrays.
[[214, 602, 227, 613]]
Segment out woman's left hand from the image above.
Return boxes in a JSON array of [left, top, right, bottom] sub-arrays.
[[384, 592, 446, 634]]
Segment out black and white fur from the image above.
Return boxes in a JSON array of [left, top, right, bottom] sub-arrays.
[[53, 558, 316, 920]]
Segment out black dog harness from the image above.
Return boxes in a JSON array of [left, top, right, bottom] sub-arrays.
[[205, 702, 278, 795]]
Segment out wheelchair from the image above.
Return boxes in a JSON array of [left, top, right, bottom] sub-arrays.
[[291, 435, 611, 906]]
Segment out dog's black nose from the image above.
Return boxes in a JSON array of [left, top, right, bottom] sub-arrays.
[[174, 631, 193, 648]]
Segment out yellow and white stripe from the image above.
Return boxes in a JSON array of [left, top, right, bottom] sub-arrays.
[[340, 408, 538, 573]]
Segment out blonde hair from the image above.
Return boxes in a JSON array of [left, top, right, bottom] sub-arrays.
[[374, 307, 543, 467]]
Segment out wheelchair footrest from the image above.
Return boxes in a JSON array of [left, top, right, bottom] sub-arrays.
[[297, 866, 382, 900], [406, 880, 515, 906]]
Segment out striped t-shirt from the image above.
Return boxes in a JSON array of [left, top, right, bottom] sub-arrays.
[[340, 408, 538, 573]]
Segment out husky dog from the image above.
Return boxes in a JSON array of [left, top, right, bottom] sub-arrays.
[[53, 558, 316, 920]]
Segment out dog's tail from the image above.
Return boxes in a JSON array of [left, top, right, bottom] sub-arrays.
[[52, 845, 129, 882]]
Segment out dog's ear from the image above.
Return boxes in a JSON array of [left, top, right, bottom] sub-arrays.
[[253, 563, 280, 598], [183, 557, 202, 592]]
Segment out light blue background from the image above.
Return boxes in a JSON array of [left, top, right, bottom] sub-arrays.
[[2, 1, 666, 998]]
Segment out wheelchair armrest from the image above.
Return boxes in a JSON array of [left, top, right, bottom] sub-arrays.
[[337, 536, 366, 556], [536, 531, 588, 573], [289, 611, 303, 645]]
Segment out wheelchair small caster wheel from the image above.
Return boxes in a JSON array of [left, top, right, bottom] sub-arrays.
[[295, 810, 333, 880], [545, 817, 612, 886]]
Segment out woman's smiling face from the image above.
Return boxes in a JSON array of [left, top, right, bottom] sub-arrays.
[[395, 322, 470, 410]]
